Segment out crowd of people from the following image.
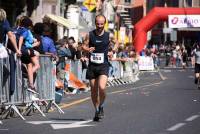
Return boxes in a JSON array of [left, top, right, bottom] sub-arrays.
[[1, 10, 140, 122], [139, 42, 192, 69]]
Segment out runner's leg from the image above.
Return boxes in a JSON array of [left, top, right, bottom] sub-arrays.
[[98, 75, 108, 107], [98, 75, 108, 118], [90, 78, 101, 121], [90, 79, 99, 111]]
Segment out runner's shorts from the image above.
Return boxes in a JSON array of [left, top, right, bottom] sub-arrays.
[[86, 63, 109, 80], [195, 63, 200, 73]]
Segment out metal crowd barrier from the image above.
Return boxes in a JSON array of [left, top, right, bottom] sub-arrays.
[[0, 54, 64, 120], [71, 60, 82, 81], [107, 60, 140, 87], [35, 55, 64, 114], [63, 59, 83, 82], [0, 53, 140, 121], [0, 53, 25, 120], [64, 59, 140, 87], [23, 55, 64, 116], [122, 61, 139, 83], [0, 57, 9, 105]]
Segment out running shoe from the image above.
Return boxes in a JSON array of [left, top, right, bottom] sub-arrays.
[[93, 111, 100, 122], [98, 106, 104, 119], [194, 78, 198, 84]]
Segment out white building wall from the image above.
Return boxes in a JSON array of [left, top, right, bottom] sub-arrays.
[[67, 5, 80, 42], [30, 0, 64, 39]]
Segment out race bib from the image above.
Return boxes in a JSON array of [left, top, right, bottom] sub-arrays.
[[90, 53, 104, 64]]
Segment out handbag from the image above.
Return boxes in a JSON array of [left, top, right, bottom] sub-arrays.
[[0, 43, 8, 58]]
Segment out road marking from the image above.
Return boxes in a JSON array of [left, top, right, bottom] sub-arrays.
[[185, 115, 200, 122], [109, 82, 162, 95], [163, 70, 172, 73], [59, 97, 90, 109], [27, 120, 81, 125], [0, 129, 8, 131], [27, 120, 57, 125], [158, 70, 167, 80], [50, 120, 94, 129], [167, 123, 186, 131], [50, 97, 90, 112], [52, 82, 162, 111], [0, 121, 2, 124], [188, 76, 194, 79], [27, 120, 94, 129]]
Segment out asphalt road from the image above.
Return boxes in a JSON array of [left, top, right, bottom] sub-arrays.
[[1, 67, 200, 134]]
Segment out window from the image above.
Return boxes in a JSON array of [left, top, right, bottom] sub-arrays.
[[52, 5, 56, 14], [124, 0, 131, 3], [185, 0, 192, 7]]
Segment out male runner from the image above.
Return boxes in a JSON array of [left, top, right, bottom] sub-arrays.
[[82, 14, 118, 121]]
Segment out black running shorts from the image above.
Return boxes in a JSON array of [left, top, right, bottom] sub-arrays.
[[195, 63, 200, 73], [86, 63, 109, 80]]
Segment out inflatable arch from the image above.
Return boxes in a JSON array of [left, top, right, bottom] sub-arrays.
[[133, 7, 200, 53]]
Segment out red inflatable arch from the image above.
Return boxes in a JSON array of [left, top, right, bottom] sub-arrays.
[[133, 7, 200, 53]]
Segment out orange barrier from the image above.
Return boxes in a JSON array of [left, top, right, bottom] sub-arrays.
[[65, 63, 87, 90]]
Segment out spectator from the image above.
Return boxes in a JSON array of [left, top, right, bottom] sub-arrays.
[[56, 38, 71, 69], [182, 48, 188, 69], [0, 8, 21, 95], [33, 22, 44, 54], [0, 8, 21, 55], [68, 36, 81, 60], [41, 24, 57, 55], [18, 16, 40, 94]]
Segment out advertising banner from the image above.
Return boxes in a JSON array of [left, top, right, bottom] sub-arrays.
[[138, 56, 154, 71], [168, 15, 200, 28]]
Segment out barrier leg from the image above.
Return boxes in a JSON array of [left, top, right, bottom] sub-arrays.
[[1, 105, 25, 120], [52, 101, 64, 114], [32, 102, 46, 117], [106, 82, 111, 87], [46, 100, 64, 114], [113, 79, 119, 86], [109, 80, 115, 86], [115, 79, 122, 85], [118, 79, 126, 85], [23, 102, 46, 117], [11, 105, 26, 120]]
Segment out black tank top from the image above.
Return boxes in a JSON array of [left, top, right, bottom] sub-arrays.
[[89, 30, 109, 65]]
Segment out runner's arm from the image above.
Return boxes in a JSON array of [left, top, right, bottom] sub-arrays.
[[82, 34, 95, 53]]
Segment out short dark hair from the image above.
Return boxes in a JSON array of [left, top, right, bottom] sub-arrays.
[[68, 36, 75, 43], [33, 22, 44, 35], [43, 24, 52, 35], [95, 14, 106, 24], [20, 16, 33, 28]]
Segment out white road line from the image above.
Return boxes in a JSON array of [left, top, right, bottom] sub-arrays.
[[185, 115, 200, 122], [167, 123, 186, 131], [109, 82, 162, 95], [163, 70, 172, 73], [0, 121, 2, 124], [0, 129, 8, 131], [50, 120, 94, 129]]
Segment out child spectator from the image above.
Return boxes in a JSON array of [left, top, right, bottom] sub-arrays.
[[18, 16, 40, 94]]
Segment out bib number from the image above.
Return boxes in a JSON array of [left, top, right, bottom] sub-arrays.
[[90, 53, 104, 64]]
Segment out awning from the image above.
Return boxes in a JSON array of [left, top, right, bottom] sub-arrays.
[[44, 14, 84, 29]]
